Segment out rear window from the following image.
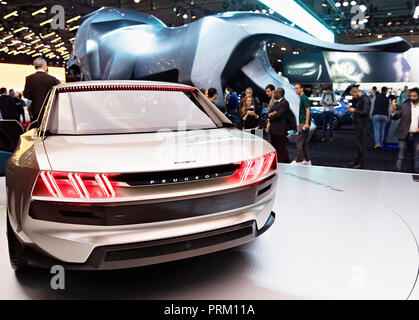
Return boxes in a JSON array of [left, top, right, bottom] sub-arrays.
[[48, 89, 218, 135]]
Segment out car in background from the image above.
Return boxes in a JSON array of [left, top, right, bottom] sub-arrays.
[[309, 97, 354, 130], [2, 80, 277, 271]]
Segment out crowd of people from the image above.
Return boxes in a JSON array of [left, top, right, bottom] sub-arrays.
[[0, 57, 60, 125], [200, 83, 419, 174]]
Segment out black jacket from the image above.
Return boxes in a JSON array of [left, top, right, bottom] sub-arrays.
[[353, 94, 371, 123], [392, 102, 418, 140], [372, 93, 390, 116], [0, 94, 19, 120], [269, 98, 290, 136], [23, 71, 60, 117]]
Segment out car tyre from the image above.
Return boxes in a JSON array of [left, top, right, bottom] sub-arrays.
[[7, 214, 28, 271], [333, 116, 340, 129]]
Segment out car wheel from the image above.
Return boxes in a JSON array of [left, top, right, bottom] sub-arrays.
[[333, 116, 340, 129], [7, 214, 28, 271]]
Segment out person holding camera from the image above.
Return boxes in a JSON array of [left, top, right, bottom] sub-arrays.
[[241, 96, 260, 132]]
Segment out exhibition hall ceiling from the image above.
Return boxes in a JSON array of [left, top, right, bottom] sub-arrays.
[[0, 0, 418, 66]]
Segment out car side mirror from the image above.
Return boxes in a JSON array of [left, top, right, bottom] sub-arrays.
[[0, 120, 24, 153]]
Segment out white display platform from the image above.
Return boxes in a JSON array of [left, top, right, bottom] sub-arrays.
[[0, 164, 418, 299]]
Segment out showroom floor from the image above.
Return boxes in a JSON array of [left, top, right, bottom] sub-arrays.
[[1, 165, 419, 300]]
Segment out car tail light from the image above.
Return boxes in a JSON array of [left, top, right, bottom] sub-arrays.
[[32, 171, 117, 199], [230, 152, 276, 183]]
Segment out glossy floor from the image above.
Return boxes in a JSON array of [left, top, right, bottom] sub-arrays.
[[0, 165, 418, 299]]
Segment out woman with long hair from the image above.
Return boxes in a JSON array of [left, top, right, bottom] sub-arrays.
[[241, 96, 260, 130]]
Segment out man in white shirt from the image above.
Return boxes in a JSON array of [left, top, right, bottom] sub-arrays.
[[391, 87, 419, 173]]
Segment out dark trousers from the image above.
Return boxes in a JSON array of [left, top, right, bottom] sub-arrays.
[[294, 126, 310, 162], [270, 134, 290, 163], [396, 135, 419, 173], [322, 111, 334, 138], [354, 121, 367, 165]]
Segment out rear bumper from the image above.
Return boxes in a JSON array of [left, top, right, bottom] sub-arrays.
[[17, 212, 275, 270]]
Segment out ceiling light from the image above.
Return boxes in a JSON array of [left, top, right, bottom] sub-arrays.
[[322, 2, 327, 7], [32, 7, 47, 16], [359, 4, 367, 12], [69, 37, 76, 42], [134, 0, 141, 3], [68, 25, 80, 31], [377, 34, 383, 38], [13, 27, 27, 34], [182, 13, 188, 19], [31, 38, 41, 44], [387, 21, 392, 26], [24, 32, 35, 39], [4, 10, 17, 19], [342, 1, 349, 6], [281, 47, 287, 50], [2, 34, 13, 41], [410, 29, 414, 33], [363, 18, 368, 23], [66, 15, 81, 24], [51, 37, 62, 43], [350, 1, 356, 5], [414, 6, 419, 19], [40, 18, 53, 26], [335, 2, 341, 7], [42, 32, 55, 39], [269, 9, 274, 14]]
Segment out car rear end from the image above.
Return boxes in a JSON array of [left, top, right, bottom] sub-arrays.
[[7, 81, 277, 270]]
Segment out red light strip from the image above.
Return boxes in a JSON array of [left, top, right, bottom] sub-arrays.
[[46, 171, 63, 197], [68, 173, 84, 198], [40, 171, 58, 197], [95, 174, 110, 198], [74, 173, 90, 198], [57, 85, 198, 94], [101, 174, 116, 198], [234, 152, 276, 183]]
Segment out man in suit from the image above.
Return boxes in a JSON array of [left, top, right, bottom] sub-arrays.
[[0, 87, 19, 121], [348, 87, 371, 169], [23, 57, 60, 122], [268, 88, 290, 163], [391, 87, 419, 173]]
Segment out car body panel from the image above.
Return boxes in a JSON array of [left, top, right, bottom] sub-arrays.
[[43, 128, 270, 173]]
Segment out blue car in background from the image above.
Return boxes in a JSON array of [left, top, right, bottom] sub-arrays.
[[309, 96, 354, 130]]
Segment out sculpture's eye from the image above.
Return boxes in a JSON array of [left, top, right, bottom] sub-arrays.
[[335, 58, 362, 78]]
